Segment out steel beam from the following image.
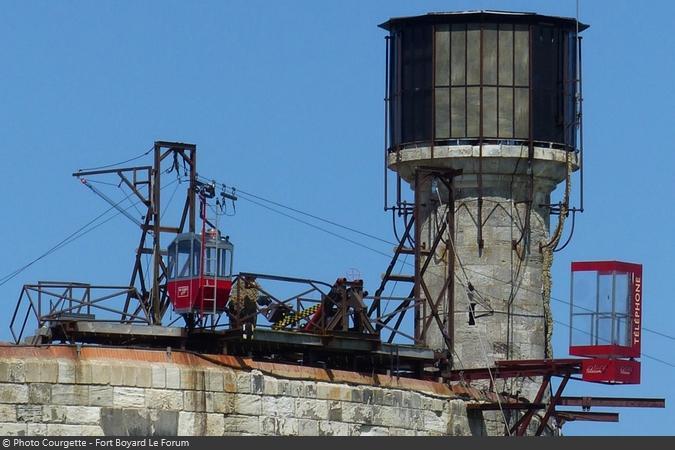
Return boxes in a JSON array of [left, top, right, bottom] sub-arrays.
[[555, 411, 619, 423], [558, 397, 665, 409]]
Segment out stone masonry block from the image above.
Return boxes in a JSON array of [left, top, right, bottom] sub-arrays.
[[316, 383, 351, 401], [57, 360, 75, 384], [113, 387, 145, 408], [222, 415, 260, 434], [374, 406, 408, 428], [234, 394, 261, 415], [341, 402, 374, 425], [285, 380, 304, 397], [74, 363, 92, 384], [46, 424, 104, 436], [0, 404, 16, 422], [205, 370, 224, 392], [183, 390, 207, 412], [298, 419, 319, 436], [25, 359, 58, 383], [109, 363, 125, 386], [146, 389, 183, 410], [259, 416, 277, 436], [402, 391, 422, 409], [51, 385, 88, 406], [206, 392, 234, 414], [261, 396, 294, 417], [250, 371, 264, 394], [294, 398, 328, 420], [262, 376, 278, 396], [42, 406, 67, 423], [64, 406, 101, 425], [26, 424, 48, 436], [90, 363, 111, 385], [407, 408, 424, 430], [28, 383, 51, 404], [303, 382, 317, 399], [222, 370, 237, 393], [151, 366, 166, 389], [389, 427, 416, 436], [235, 372, 251, 394], [135, 367, 152, 388], [121, 365, 137, 386], [278, 418, 298, 436], [0, 360, 26, 383], [89, 386, 113, 407], [422, 408, 448, 434], [0, 384, 29, 404], [17, 405, 43, 422], [327, 401, 342, 421], [180, 369, 205, 391], [352, 424, 389, 436], [177, 412, 205, 436], [180, 369, 196, 390], [165, 366, 180, 389], [205, 413, 225, 436], [318, 420, 350, 436], [39, 361, 58, 383], [0, 423, 27, 435], [382, 391, 403, 407]]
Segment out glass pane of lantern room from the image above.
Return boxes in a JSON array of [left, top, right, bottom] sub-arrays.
[[571, 270, 596, 347]]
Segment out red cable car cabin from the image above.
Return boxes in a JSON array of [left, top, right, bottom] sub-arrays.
[[570, 261, 642, 384], [167, 232, 233, 315]]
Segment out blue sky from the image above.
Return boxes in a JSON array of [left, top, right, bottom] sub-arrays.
[[1, 0, 673, 436]]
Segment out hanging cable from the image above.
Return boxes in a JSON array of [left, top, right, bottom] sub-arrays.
[[196, 174, 396, 247], [77, 146, 154, 172], [0, 178, 180, 288], [189, 172, 675, 344]]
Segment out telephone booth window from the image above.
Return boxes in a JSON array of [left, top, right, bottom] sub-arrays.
[[570, 261, 642, 359]]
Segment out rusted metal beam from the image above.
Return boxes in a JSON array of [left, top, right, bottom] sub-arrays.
[[536, 373, 570, 435], [558, 397, 665, 409], [512, 374, 551, 436], [555, 411, 619, 423], [446, 358, 582, 381], [466, 402, 545, 411]]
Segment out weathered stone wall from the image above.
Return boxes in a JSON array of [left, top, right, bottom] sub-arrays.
[[0, 349, 476, 436]]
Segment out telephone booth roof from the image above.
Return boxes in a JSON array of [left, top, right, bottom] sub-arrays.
[[571, 260, 642, 274]]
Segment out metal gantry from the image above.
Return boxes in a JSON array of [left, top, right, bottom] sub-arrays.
[[8, 141, 665, 436]]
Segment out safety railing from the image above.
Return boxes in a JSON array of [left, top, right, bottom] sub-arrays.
[[10, 281, 149, 344]]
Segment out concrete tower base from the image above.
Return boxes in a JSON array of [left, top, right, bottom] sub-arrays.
[[390, 144, 576, 401]]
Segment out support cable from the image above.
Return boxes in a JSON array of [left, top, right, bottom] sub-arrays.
[[195, 173, 675, 344], [77, 146, 154, 172], [0, 178, 180, 288]]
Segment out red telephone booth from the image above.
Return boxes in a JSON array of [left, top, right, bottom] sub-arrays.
[[570, 261, 642, 384]]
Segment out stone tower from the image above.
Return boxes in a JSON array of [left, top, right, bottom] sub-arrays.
[[381, 11, 586, 399]]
